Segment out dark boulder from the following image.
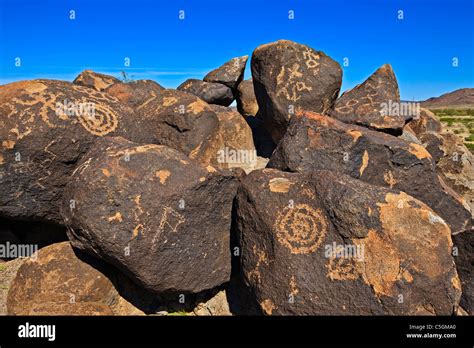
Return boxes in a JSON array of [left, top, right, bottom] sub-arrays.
[[235, 168, 461, 315], [268, 111, 471, 233], [251, 40, 342, 142], [177, 79, 233, 106], [236, 79, 259, 117], [329, 64, 408, 134], [204, 56, 248, 91], [105, 80, 164, 108], [61, 136, 239, 294]]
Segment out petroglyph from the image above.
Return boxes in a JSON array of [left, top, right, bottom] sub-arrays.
[[152, 206, 186, 244], [276, 62, 313, 102], [326, 257, 360, 281], [274, 204, 328, 254], [76, 102, 118, 136]]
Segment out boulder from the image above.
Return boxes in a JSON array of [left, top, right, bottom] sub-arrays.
[[0, 258, 26, 315], [0, 79, 150, 224], [235, 168, 461, 315], [73, 70, 121, 91], [420, 132, 474, 213], [452, 230, 473, 315], [136, 89, 224, 165], [204, 56, 248, 91], [406, 108, 443, 136], [236, 79, 259, 117], [6, 242, 118, 315], [329, 64, 408, 134], [177, 79, 233, 106], [209, 105, 256, 172], [61, 136, 239, 294], [251, 40, 342, 142], [192, 290, 232, 316], [105, 79, 164, 108], [268, 111, 472, 233]]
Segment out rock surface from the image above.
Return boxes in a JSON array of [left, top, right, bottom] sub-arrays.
[[61, 137, 238, 294], [236, 79, 259, 117], [192, 290, 231, 316], [135, 89, 224, 165], [452, 230, 473, 315], [329, 64, 408, 134], [7, 242, 118, 315], [0, 79, 147, 224], [424, 132, 474, 213], [235, 168, 461, 315], [209, 105, 256, 171], [73, 70, 121, 91], [105, 80, 164, 108], [268, 111, 472, 233], [177, 79, 233, 106], [406, 108, 443, 136], [204, 56, 248, 91], [251, 40, 342, 142]]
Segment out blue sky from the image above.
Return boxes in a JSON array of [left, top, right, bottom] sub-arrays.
[[0, 0, 472, 100]]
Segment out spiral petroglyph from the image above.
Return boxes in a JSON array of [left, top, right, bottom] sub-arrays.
[[274, 203, 328, 254], [77, 102, 118, 136]]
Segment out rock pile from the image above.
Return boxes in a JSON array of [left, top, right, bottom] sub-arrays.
[[0, 39, 471, 316]]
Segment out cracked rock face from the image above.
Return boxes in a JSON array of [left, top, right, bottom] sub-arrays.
[[268, 110, 472, 234], [61, 136, 239, 294], [251, 40, 342, 143], [235, 168, 461, 315]]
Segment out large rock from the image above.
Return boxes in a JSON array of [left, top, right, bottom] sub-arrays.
[[268, 111, 472, 233], [452, 230, 473, 315], [105, 80, 164, 108], [61, 137, 239, 294], [406, 108, 443, 136], [236, 79, 259, 117], [0, 79, 149, 224], [73, 70, 121, 91], [6, 242, 118, 315], [209, 105, 256, 172], [0, 258, 26, 315], [251, 40, 342, 142], [204, 56, 248, 91], [177, 79, 233, 106], [235, 168, 461, 315], [418, 131, 474, 214], [329, 64, 409, 134], [136, 89, 224, 165]]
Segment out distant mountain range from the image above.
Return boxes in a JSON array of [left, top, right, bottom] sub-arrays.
[[420, 88, 474, 109]]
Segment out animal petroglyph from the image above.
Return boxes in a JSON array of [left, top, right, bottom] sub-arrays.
[[274, 204, 328, 254], [152, 206, 186, 245]]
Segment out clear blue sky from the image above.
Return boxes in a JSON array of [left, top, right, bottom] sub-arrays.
[[0, 0, 472, 100]]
